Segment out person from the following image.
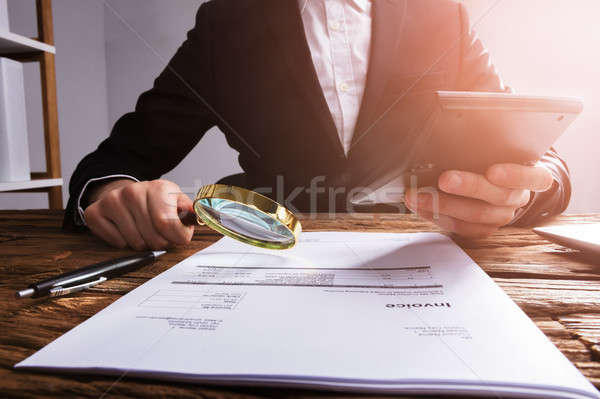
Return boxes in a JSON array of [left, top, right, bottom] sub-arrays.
[[64, 0, 570, 250]]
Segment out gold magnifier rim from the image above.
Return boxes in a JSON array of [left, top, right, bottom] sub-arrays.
[[193, 184, 302, 250]]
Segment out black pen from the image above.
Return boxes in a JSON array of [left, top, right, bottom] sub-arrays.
[[15, 251, 167, 299]]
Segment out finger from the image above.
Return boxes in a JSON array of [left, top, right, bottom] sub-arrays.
[[486, 164, 554, 192], [177, 193, 198, 233], [147, 184, 194, 245], [101, 194, 148, 251], [179, 208, 199, 226], [411, 209, 499, 239], [121, 184, 171, 250], [177, 192, 195, 216], [438, 170, 530, 207], [407, 190, 516, 227], [84, 206, 127, 249]]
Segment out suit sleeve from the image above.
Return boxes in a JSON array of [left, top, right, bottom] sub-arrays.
[[63, 3, 217, 230], [455, 3, 571, 226]]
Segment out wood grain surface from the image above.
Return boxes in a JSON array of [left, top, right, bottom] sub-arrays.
[[1, 210, 599, 398]]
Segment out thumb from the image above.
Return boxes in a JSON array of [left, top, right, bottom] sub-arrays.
[[177, 194, 197, 226]]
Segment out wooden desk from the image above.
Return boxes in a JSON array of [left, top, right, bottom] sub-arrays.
[[1, 210, 599, 398]]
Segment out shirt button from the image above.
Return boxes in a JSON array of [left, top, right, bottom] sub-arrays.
[[339, 82, 350, 92], [329, 20, 341, 31]]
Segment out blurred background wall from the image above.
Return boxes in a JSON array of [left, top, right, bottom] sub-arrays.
[[1, 0, 598, 213], [1, 0, 110, 209]]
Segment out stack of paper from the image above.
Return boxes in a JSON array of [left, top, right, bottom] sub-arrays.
[[16, 232, 600, 398]]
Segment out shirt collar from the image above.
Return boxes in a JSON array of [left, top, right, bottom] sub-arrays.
[[351, 0, 371, 12], [299, 0, 371, 14]]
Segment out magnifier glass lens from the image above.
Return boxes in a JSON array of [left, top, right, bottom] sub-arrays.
[[197, 198, 295, 245]]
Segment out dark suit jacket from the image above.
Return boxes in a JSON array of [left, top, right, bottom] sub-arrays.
[[64, 0, 571, 229]]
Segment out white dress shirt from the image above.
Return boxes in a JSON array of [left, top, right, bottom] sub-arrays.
[[298, 0, 372, 155]]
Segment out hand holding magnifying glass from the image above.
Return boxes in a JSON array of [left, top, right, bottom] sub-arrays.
[[85, 179, 302, 251]]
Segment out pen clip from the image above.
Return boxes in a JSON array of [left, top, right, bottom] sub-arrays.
[[49, 276, 108, 297]]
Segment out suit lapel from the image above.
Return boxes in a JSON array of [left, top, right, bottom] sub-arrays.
[[351, 0, 408, 152], [262, 0, 345, 159]]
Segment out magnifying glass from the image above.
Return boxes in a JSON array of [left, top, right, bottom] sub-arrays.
[[192, 184, 302, 250]]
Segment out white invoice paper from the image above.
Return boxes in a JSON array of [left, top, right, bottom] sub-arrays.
[[16, 232, 600, 398]]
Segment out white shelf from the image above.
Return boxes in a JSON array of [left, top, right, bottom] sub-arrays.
[[0, 29, 55, 55], [0, 178, 62, 192]]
